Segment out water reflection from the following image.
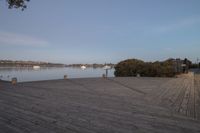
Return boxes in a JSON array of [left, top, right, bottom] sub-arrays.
[[0, 67, 114, 82]]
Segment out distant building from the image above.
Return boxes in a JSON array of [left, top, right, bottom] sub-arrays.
[[171, 58, 191, 74], [173, 58, 183, 74]]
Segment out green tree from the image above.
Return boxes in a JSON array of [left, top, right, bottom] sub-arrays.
[[161, 60, 175, 77], [114, 58, 177, 77], [6, 0, 29, 10], [114, 59, 145, 77]]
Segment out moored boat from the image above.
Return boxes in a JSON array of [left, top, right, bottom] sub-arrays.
[[33, 66, 40, 69], [81, 65, 86, 70]]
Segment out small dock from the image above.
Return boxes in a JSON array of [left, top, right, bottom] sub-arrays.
[[0, 74, 200, 133]]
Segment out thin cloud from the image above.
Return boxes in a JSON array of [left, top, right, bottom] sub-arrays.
[[0, 31, 49, 47], [152, 17, 200, 33], [164, 47, 174, 51]]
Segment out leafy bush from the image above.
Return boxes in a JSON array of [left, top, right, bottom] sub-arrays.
[[114, 59, 176, 77], [114, 59, 144, 77]]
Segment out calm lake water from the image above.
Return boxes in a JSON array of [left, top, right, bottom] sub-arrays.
[[0, 67, 115, 82]]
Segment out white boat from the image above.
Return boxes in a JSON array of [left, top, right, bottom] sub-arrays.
[[33, 66, 40, 69], [81, 65, 86, 70], [103, 65, 111, 70]]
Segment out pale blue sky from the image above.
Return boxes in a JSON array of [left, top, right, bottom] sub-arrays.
[[0, 0, 200, 64]]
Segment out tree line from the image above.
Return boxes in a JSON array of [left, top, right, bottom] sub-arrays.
[[114, 58, 191, 77], [2, 0, 29, 10]]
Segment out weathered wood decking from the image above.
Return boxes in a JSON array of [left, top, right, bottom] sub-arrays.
[[0, 73, 200, 133]]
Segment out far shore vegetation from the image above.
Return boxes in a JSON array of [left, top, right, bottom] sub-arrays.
[[114, 58, 199, 77], [0, 60, 115, 68], [0, 60, 64, 67]]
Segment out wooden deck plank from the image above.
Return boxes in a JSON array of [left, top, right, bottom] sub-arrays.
[[1, 75, 200, 133], [195, 74, 200, 120]]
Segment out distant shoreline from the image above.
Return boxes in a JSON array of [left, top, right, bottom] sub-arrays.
[[0, 60, 115, 68]]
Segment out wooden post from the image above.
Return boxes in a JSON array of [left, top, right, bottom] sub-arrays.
[[64, 75, 67, 79], [137, 73, 140, 77], [102, 74, 106, 78], [12, 78, 17, 85], [106, 69, 108, 77]]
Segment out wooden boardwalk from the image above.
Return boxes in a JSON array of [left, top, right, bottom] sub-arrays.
[[0, 74, 200, 133]]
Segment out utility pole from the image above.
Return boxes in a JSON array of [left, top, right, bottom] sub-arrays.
[[198, 58, 200, 69]]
